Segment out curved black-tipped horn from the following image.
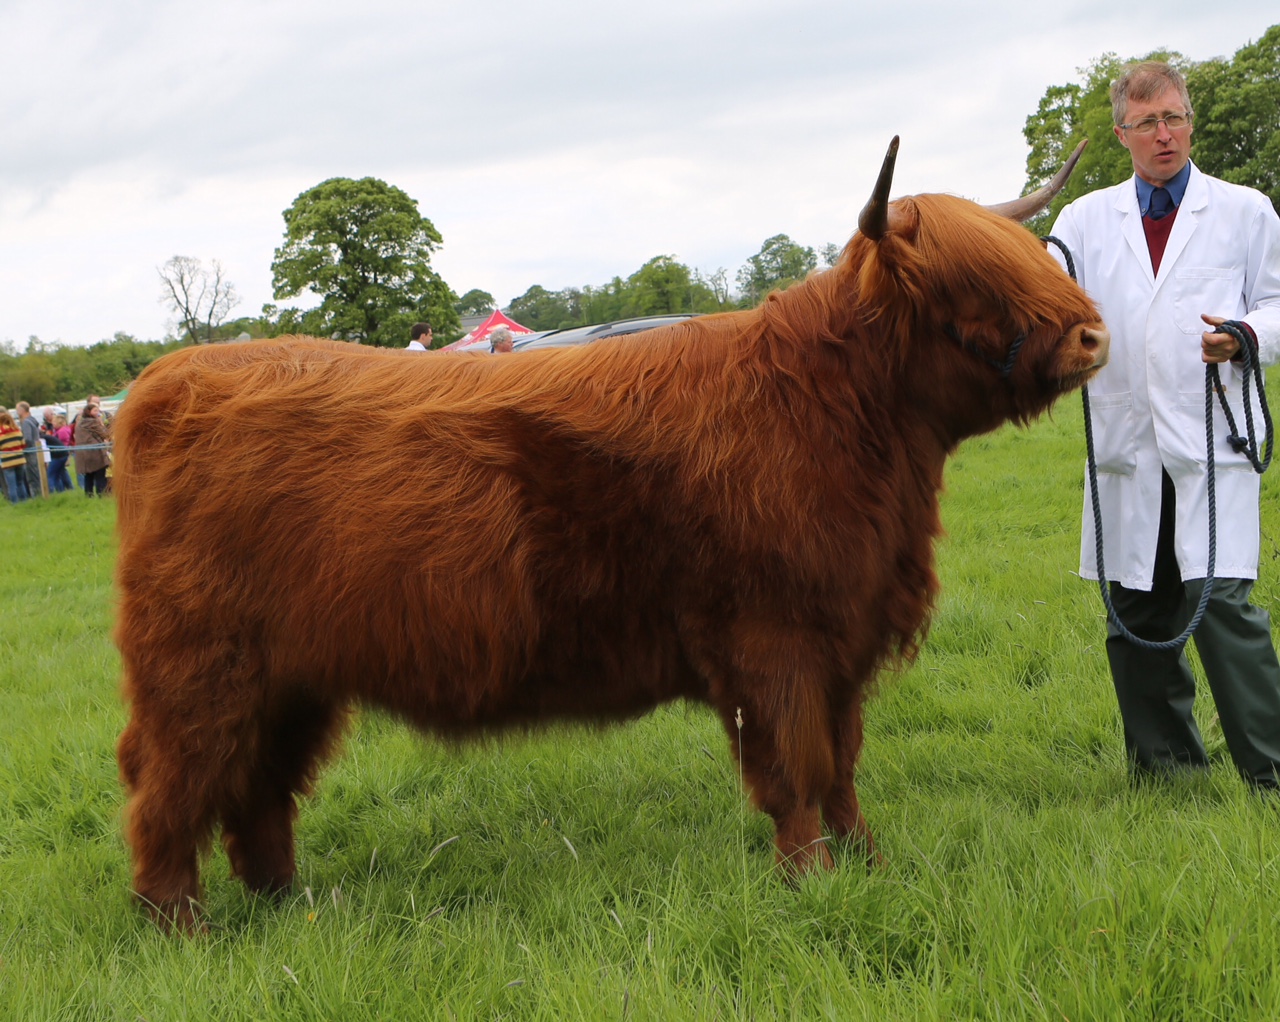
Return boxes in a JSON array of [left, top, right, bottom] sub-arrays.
[[984, 138, 1088, 222], [858, 135, 900, 240]]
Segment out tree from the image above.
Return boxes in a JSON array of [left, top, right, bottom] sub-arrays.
[[456, 288, 497, 316], [1189, 25, 1280, 213], [3, 353, 56, 405], [270, 177, 460, 347], [622, 255, 697, 317], [735, 234, 817, 307], [158, 256, 240, 344], [578, 281, 624, 325], [693, 267, 733, 309], [507, 285, 578, 330]]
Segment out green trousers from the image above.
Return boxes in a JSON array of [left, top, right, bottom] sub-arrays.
[[1105, 471, 1280, 788]]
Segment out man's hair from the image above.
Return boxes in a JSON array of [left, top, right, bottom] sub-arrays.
[[488, 325, 514, 351], [16, 401, 30, 413], [1111, 60, 1193, 125], [410, 322, 433, 341]]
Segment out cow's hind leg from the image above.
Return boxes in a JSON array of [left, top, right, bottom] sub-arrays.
[[821, 699, 880, 865], [220, 690, 345, 896]]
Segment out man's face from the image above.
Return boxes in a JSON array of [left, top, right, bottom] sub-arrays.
[[1113, 85, 1193, 187]]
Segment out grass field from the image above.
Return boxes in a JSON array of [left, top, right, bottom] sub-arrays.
[[4, 391, 1280, 1020]]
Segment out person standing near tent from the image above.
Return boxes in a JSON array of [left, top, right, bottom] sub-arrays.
[[488, 326, 515, 353], [406, 322, 432, 351], [1049, 59, 1280, 791]]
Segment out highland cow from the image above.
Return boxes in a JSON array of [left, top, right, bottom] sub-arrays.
[[114, 139, 1108, 929]]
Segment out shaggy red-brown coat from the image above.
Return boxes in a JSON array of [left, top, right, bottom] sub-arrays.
[[114, 156, 1107, 930]]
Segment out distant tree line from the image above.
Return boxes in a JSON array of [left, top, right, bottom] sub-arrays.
[[0, 333, 186, 407], [503, 235, 832, 332]]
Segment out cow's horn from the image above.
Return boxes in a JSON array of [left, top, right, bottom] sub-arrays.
[[984, 139, 1088, 223], [858, 136, 900, 240]]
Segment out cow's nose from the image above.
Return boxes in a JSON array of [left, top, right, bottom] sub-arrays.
[[1082, 324, 1110, 368]]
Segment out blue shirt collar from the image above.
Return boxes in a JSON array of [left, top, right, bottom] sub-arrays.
[[1135, 161, 1191, 216]]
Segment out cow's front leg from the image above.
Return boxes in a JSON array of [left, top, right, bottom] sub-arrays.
[[821, 700, 880, 865]]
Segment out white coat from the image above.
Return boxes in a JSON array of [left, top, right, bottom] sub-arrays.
[[1049, 162, 1280, 590]]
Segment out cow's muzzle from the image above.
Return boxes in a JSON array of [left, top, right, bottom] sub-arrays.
[[1078, 323, 1110, 370]]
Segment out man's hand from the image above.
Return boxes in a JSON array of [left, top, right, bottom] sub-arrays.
[[1201, 314, 1241, 363]]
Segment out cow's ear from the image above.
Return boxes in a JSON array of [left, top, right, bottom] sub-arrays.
[[855, 196, 922, 309]]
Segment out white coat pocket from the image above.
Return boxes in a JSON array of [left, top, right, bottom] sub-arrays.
[[1086, 391, 1138, 475], [1171, 267, 1241, 334]]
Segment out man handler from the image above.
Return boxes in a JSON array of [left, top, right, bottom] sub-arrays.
[[1050, 60, 1280, 789]]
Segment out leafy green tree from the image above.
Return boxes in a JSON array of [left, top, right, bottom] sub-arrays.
[[507, 285, 578, 331], [3, 353, 56, 405], [621, 256, 697, 316], [271, 177, 460, 347], [256, 304, 328, 339], [578, 281, 625, 325], [1189, 25, 1280, 213], [456, 289, 497, 316], [735, 234, 817, 307], [622, 255, 728, 316]]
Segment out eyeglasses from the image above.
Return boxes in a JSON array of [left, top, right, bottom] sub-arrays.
[[1119, 112, 1192, 135]]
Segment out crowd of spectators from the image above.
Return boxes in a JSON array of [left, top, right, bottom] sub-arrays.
[[0, 394, 113, 502]]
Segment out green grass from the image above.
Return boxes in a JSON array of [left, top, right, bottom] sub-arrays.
[[4, 393, 1280, 1020]]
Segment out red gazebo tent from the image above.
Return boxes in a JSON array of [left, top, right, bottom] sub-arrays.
[[440, 309, 534, 351]]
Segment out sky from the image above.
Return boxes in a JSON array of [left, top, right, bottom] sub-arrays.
[[1, 1, 1275, 349]]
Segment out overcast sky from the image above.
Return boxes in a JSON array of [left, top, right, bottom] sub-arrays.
[[1, 1, 1275, 348]]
